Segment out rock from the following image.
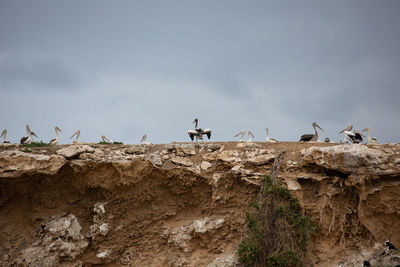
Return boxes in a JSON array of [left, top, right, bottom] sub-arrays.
[[202, 152, 218, 161], [57, 145, 95, 158], [201, 161, 212, 171], [147, 152, 163, 166], [162, 217, 225, 252], [246, 154, 275, 165], [176, 147, 196, 156], [301, 145, 394, 177], [125, 145, 146, 155], [0, 150, 66, 178], [207, 253, 238, 267], [217, 150, 241, 163], [99, 223, 110, 236], [19, 214, 88, 266], [171, 156, 193, 167], [94, 203, 106, 214]]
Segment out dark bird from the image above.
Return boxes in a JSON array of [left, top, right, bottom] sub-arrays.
[[299, 122, 324, 142], [385, 238, 397, 251]]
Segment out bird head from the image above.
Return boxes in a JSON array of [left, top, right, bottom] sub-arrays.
[[313, 122, 324, 131], [55, 126, 62, 133], [339, 125, 353, 134], [362, 127, 370, 132]]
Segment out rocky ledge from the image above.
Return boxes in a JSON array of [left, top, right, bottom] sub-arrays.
[[0, 142, 400, 266]]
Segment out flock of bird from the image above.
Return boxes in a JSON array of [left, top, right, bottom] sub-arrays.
[[0, 119, 379, 145], [186, 118, 379, 145]]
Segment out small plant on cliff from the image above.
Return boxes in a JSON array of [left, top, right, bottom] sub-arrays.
[[238, 175, 318, 266], [22, 141, 49, 147]]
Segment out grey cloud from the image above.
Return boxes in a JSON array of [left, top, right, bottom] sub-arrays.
[[0, 56, 83, 92]]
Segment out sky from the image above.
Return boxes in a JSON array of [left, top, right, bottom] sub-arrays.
[[0, 0, 399, 144]]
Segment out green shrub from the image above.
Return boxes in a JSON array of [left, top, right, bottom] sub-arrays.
[[22, 141, 48, 147], [238, 175, 317, 266], [238, 239, 260, 266]]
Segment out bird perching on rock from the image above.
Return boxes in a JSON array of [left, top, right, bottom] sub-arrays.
[[339, 125, 364, 144], [187, 118, 212, 142], [299, 122, 324, 142], [1, 129, 10, 144], [20, 124, 38, 144], [49, 126, 62, 145], [70, 130, 81, 144], [234, 130, 246, 142], [362, 127, 379, 144], [265, 128, 278, 143]]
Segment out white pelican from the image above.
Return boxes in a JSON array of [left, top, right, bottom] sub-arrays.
[[299, 122, 324, 142], [49, 126, 62, 145], [339, 125, 363, 144], [101, 135, 112, 144], [187, 118, 212, 142], [70, 130, 81, 144], [265, 128, 278, 142], [1, 129, 10, 144], [234, 130, 246, 142], [362, 127, 378, 144], [20, 124, 37, 144], [140, 134, 152, 145], [247, 130, 254, 142]]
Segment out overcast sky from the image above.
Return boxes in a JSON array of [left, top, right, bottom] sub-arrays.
[[0, 1, 399, 144]]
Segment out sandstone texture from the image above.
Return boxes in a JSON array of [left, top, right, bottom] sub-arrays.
[[0, 142, 400, 266]]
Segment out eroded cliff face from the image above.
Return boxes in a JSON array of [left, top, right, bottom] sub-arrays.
[[0, 142, 399, 266]]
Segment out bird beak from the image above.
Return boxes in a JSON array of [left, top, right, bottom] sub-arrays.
[[317, 124, 324, 131], [362, 128, 367, 132]]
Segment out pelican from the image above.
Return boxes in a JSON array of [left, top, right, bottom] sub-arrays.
[[339, 125, 363, 144], [247, 130, 254, 142], [339, 125, 355, 143], [234, 130, 246, 142], [265, 128, 278, 143], [20, 124, 37, 144], [141, 134, 147, 143], [101, 135, 112, 143], [70, 130, 80, 144], [49, 126, 62, 145], [1, 129, 10, 144], [187, 118, 212, 142], [362, 127, 379, 144], [299, 122, 324, 142]]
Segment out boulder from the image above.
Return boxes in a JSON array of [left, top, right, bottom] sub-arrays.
[[171, 156, 194, 167], [57, 145, 94, 158], [0, 150, 66, 178]]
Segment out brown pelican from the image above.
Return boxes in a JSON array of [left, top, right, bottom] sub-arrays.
[[20, 124, 37, 144], [265, 128, 278, 142], [187, 118, 212, 142], [49, 126, 62, 145], [247, 130, 254, 142], [234, 130, 246, 142], [299, 122, 324, 142], [70, 130, 80, 144], [1, 129, 10, 144], [101, 135, 112, 143], [362, 127, 379, 144]]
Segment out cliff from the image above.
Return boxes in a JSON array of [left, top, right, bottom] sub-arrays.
[[0, 142, 400, 266]]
